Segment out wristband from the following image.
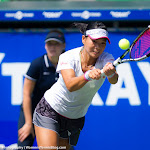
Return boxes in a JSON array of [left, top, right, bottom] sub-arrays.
[[84, 70, 92, 81], [107, 72, 115, 78]]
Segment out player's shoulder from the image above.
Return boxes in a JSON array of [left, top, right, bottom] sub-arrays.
[[99, 52, 114, 60]]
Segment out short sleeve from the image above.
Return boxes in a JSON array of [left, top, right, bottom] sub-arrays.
[[25, 58, 41, 81], [103, 53, 114, 66], [56, 53, 74, 73]]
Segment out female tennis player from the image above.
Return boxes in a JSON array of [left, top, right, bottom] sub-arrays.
[[33, 21, 119, 150]]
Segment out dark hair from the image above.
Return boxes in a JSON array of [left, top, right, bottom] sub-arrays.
[[72, 21, 107, 35]]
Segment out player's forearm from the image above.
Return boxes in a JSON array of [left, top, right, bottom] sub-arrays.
[[65, 74, 88, 92], [108, 73, 118, 84]]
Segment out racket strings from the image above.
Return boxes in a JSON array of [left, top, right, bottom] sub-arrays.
[[130, 28, 150, 59]]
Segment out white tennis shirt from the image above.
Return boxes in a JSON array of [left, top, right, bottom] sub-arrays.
[[44, 46, 114, 119]]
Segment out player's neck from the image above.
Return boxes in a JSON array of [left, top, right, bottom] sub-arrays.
[[80, 50, 96, 72], [80, 49, 97, 66]]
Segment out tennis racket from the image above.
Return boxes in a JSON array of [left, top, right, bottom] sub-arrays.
[[101, 25, 150, 76]]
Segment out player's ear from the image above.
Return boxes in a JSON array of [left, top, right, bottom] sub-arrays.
[[82, 35, 86, 45]]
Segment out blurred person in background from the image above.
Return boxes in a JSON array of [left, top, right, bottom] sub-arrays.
[[17, 30, 69, 149]]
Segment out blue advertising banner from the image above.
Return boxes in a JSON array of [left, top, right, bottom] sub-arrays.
[[0, 30, 150, 150], [0, 9, 150, 21]]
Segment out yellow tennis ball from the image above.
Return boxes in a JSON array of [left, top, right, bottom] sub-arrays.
[[118, 38, 130, 50]]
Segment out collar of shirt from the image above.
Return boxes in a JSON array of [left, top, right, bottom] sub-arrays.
[[44, 54, 54, 68]]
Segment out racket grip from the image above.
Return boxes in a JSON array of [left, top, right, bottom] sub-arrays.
[[112, 58, 121, 67]]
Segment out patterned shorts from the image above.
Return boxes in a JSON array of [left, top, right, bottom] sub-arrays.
[[33, 97, 85, 146]]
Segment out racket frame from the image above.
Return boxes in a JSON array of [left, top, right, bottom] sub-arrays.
[[101, 25, 150, 76], [113, 25, 150, 67]]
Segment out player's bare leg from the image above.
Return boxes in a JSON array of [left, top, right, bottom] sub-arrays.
[[34, 125, 59, 150]]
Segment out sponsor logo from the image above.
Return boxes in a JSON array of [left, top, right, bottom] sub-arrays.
[[71, 10, 101, 20], [5, 11, 34, 20], [1, 54, 150, 106], [110, 11, 131, 18], [42, 11, 63, 18], [43, 72, 50, 75], [86, 29, 107, 36], [1, 59, 150, 106], [60, 62, 68, 65]]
